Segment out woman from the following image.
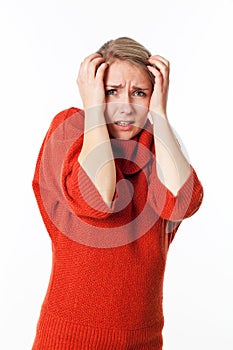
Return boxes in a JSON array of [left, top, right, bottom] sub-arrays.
[[32, 37, 203, 349]]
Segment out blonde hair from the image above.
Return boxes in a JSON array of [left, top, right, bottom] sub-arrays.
[[97, 37, 155, 86]]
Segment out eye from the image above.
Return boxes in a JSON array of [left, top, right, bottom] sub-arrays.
[[106, 89, 117, 96], [133, 90, 147, 97]]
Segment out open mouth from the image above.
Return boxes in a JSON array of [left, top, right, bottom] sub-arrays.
[[114, 121, 134, 127]]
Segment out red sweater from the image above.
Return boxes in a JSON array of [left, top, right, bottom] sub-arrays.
[[32, 107, 203, 350]]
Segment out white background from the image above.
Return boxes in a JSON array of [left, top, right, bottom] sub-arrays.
[[1, 0, 233, 349]]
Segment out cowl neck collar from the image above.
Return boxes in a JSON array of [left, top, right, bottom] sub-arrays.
[[110, 119, 155, 174]]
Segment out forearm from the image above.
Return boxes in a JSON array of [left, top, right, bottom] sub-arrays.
[[78, 109, 116, 207], [151, 112, 191, 196]]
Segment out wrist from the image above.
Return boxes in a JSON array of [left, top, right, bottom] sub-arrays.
[[150, 109, 167, 122], [84, 107, 106, 131]]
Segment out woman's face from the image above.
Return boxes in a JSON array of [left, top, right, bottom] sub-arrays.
[[104, 60, 153, 140]]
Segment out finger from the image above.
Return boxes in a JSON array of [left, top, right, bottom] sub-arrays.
[[86, 57, 106, 78], [95, 62, 109, 81], [148, 59, 169, 84], [80, 56, 105, 79], [79, 53, 103, 75], [148, 55, 170, 68], [81, 53, 103, 65], [148, 58, 169, 74], [147, 65, 163, 86]]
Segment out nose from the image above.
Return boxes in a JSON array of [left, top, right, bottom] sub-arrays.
[[119, 94, 134, 115]]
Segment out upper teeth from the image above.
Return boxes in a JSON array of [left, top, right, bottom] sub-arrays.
[[116, 121, 131, 126]]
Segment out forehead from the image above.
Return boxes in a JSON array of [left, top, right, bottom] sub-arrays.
[[105, 59, 150, 86]]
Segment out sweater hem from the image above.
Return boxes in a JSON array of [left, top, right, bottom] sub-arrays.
[[32, 310, 163, 350]]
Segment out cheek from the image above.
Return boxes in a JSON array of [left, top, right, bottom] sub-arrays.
[[104, 104, 116, 121], [135, 97, 151, 113], [134, 105, 149, 122], [143, 97, 151, 109]]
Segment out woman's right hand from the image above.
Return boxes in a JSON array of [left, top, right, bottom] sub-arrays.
[[77, 53, 109, 111], [76, 54, 116, 208]]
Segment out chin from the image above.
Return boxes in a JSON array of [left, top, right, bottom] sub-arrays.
[[108, 126, 141, 140], [115, 134, 132, 141]]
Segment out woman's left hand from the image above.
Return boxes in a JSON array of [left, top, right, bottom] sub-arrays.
[[147, 55, 170, 118]]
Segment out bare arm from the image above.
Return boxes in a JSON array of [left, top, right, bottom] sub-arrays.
[[77, 54, 116, 207], [147, 56, 191, 196]]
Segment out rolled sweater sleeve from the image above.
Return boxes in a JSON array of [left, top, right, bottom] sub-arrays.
[[32, 107, 117, 236], [62, 148, 118, 220], [148, 162, 204, 222]]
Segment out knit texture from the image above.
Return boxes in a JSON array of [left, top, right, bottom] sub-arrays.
[[32, 107, 203, 349]]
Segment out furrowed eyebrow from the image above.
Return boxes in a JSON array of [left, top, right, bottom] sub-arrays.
[[132, 86, 150, 91], [105, 84, 122, 88], [105, 84, 150, 90]]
